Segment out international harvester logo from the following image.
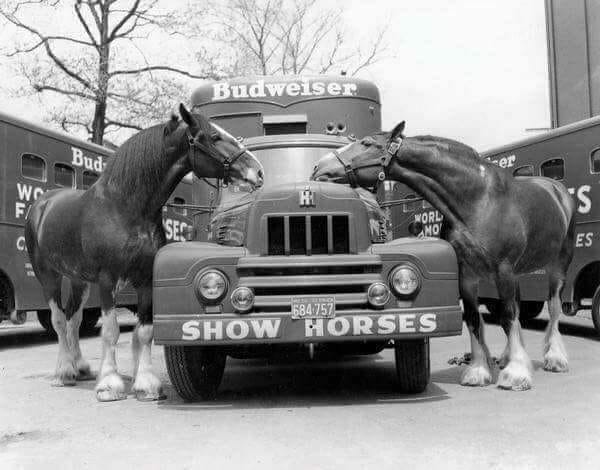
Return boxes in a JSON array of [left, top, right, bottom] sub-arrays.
[[299, 186, 315, 207]]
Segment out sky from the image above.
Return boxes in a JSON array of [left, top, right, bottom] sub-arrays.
[[0, 0, 550, 152]]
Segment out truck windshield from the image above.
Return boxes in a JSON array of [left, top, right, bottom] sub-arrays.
[[219, 145, 339, 205]]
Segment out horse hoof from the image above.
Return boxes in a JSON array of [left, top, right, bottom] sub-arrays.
[[460, 363, 492, 387], [497, 362, 532, 391], [135, 391, 167, 402], [132, 372, 164, 402], [96, 390, 127, 402], [95, 373, 127, 402], [543, 355, 569, 373]]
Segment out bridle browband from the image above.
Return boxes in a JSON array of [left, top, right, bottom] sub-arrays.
[[185, 127, 249, 183], [329, 137, 403, 192]]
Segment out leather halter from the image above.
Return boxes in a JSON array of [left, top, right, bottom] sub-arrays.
[[186, 127, 249, 183], [330, 137, 403, 192]]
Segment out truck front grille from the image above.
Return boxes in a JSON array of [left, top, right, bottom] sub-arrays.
[[267, 215, 349, 255], [236, 255, 382, 312]]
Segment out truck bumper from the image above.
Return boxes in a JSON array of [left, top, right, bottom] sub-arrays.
[[154, 305, 463, 346]]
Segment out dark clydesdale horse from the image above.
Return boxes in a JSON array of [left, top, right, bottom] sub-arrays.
[[25, 104, 264, 401], [312, 122, 575, 391]]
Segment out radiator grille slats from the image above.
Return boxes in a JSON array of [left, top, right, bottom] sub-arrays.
[[267, 215, 349, 255]]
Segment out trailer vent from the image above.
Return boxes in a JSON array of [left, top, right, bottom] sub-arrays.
[[267, 215, 349, 255]]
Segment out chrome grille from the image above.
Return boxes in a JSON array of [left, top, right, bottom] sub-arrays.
[[267, 215, 350, 255], [237, 255, 381, 312]]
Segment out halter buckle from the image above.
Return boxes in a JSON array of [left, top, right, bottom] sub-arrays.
[[387, 140, 401, 156]]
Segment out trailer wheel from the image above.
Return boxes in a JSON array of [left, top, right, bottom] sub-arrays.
[[37, 308, 101, 336], [394, 338, 430, 393], [519, 301, 544, 321], [80, 308, 101, 335], [164, 345, 227, 402], [591, 286, 600, 336]]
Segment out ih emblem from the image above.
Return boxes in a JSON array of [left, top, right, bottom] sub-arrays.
[[299, 186, 315, 207]]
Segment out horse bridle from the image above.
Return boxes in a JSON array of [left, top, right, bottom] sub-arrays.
[[186, 127, 249, 183], [329, 137, 403, 192]]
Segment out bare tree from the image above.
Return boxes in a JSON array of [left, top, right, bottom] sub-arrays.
[[217, 0, 387, 77], [1, 0, 221, 144]]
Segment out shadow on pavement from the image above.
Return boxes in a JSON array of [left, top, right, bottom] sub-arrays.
[[482, 312, 599, 341], [0, 324, 135, 350], [158, 353, 451, 410]]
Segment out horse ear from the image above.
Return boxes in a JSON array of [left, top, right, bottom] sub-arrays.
[[179, 103, 196, 127], [390, 121, 406, 141]]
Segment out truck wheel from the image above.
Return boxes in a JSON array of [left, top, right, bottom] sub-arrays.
[[38, 308, 101, 336], [591, 286, 600, 336], [394, 338, 430, 393], [519, 301, 544, 321], [164, 345, 227, 402]]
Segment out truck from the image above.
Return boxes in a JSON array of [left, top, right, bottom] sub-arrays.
[[152, 76, 463, 400]]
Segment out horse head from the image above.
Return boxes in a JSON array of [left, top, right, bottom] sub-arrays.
[[311, 121, 406, 189], [178, 104, 264, 190]]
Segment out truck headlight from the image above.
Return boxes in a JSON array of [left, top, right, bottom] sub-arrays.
[[389, 265, 421, 297], [367, 282, 390, 308], [195, 269, 228, 303], [231, 287, 254, 313]]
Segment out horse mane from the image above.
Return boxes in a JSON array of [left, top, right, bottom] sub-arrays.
[[98, 113, 214, 198]]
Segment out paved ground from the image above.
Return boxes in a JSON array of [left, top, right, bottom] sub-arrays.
[[1, 308, 600, 470]]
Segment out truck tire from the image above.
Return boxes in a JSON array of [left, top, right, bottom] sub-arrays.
[[394, 338, 430, 393], [164, 345, 227, 402], [37, 308, 101, 337], [591, 286, 600, 336], [519, 301, 544, 321]]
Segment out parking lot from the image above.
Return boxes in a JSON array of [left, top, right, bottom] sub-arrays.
[[1, 308, 600, 469]]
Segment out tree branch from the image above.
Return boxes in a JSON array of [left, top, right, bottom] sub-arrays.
[[109, 65, 211, 79]]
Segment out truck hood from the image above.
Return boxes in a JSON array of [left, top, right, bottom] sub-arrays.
[[209, 181, 387, 246]]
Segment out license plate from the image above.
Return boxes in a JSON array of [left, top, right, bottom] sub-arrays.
[[291, 296, 335, 319]]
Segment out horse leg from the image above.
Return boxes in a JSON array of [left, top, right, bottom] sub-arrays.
[[543, 268, 569, 372], [43, 275, 78, 387], [65, 281, 94, 380], [131, 285, 163, 401], [95, 278, 127, 401], [496, 263, 533, 391], [460, 273, 493, 386]]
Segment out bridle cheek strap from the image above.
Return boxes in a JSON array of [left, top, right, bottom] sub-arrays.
[[186, 128, 248, 183], [332, 138, 402, 193]]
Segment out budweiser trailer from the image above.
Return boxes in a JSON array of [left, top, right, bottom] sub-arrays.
[[0, 111, 192, 333], [392, 115, 600, 334], [153, 75, 463, 401]]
